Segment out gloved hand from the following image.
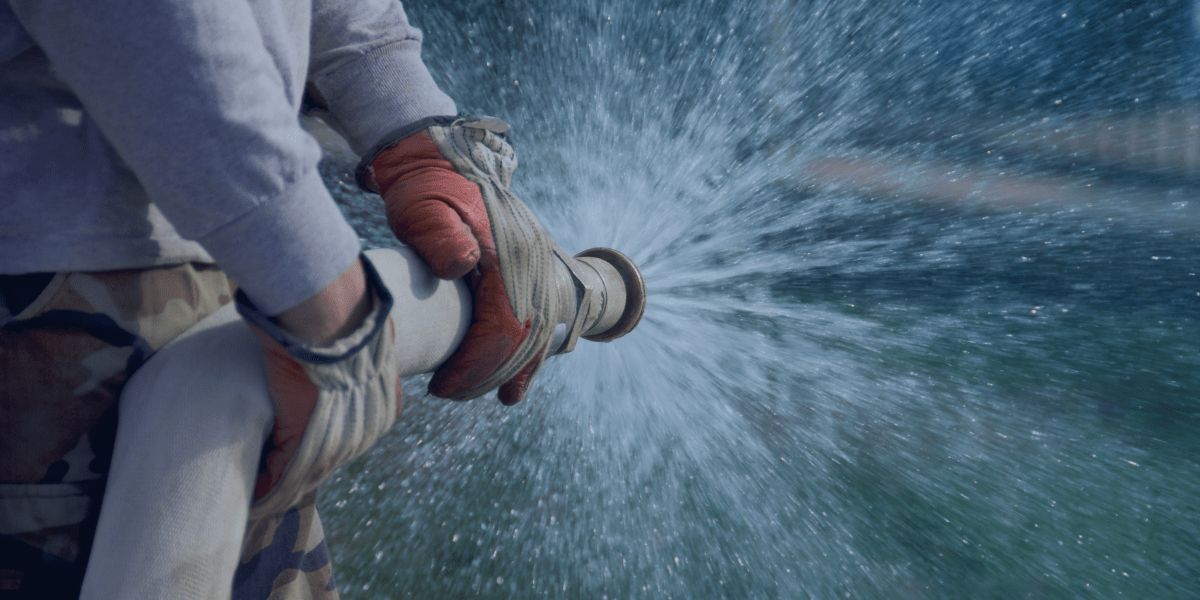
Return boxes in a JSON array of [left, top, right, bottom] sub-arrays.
[[237, 256, 401, 516], [361, 117, 558, 405]]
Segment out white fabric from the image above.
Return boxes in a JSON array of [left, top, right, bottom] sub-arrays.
[[79, 304, 270, 600], [0, 481, 94, 534], [366, 246, 472, 376]]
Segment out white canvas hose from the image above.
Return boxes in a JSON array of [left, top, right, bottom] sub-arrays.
[[78, 244, 644, 600]]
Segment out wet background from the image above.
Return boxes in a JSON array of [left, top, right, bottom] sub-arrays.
[[313, 0, 1200, 597]]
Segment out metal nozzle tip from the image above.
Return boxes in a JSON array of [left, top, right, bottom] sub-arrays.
[[576, 247, 646, 342]]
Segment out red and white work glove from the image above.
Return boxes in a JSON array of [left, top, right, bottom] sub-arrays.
[[235, 259, 400, 516], [361, 117, 557, 406]]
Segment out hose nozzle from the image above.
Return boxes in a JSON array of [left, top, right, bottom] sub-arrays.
[[547, 246, 647, 356]]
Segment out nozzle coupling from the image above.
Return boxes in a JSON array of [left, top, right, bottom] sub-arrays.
[[546, 246, 646, 356]]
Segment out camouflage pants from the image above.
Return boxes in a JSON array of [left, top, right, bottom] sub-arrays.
[[0, 264, 339, 599]]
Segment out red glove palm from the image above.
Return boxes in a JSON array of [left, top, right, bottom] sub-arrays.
[[364, 126, 543, 405], [251, 327, 319, 500]]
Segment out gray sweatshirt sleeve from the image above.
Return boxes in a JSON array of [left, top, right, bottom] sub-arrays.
[[8, 0, 362, 316], [309, 0, 458, 156]]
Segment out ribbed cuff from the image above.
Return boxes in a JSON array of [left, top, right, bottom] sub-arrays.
[[199, 168, 362, 315], [314, 38, 458, 156]]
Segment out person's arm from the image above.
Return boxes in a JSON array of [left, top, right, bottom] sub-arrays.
[[11, 0, 393, 516], [307, 0, 457, 156], [9, 0, 361, 320], [277, 259, 371, 346]]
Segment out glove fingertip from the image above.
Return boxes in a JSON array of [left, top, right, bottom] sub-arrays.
[[497, 352, 545, 406], [497, 385, 522, 406], [397, 218, 480, 279], [429, 247, 480, 280]]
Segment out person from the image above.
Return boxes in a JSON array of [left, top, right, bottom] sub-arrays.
[[0, 1, 565, 598]]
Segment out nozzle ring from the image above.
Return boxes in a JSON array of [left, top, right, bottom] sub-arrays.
[[577, 247, 646, 343]]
